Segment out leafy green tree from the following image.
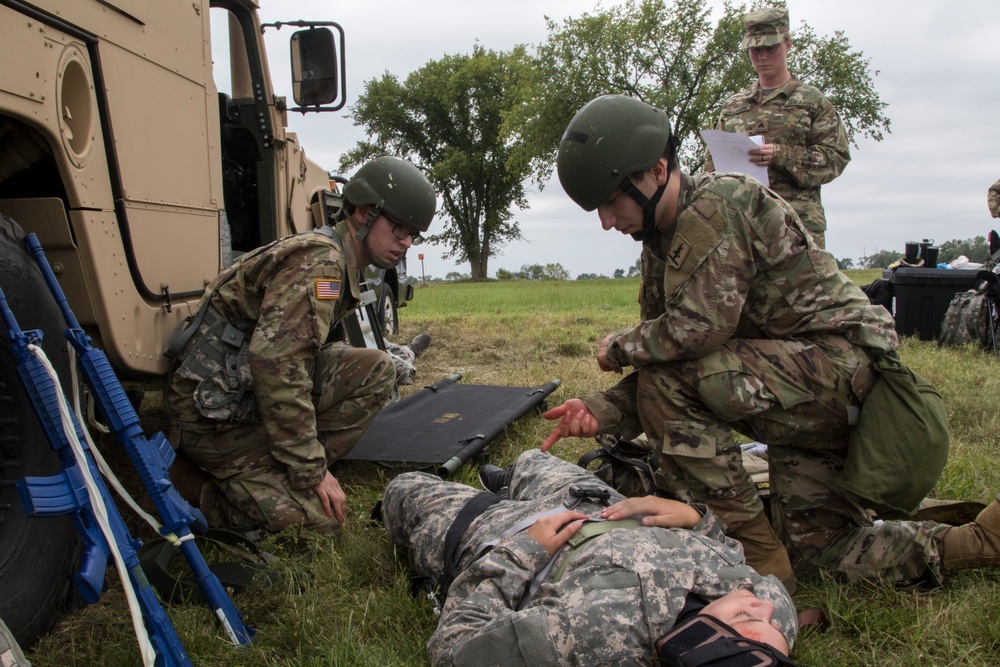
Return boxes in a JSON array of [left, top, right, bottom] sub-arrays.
[[627, 259, 641, 277], [837, 258, 855, 270], [613, 268, 626, 279], [938, 236, 989, 265], [496, 268, 515, 280], [342, 46, 534, 281], [543, 263, 571, 280], [515, 264, 546, 280], [860, 249, 901, 269], [506, 0, 890, 181]]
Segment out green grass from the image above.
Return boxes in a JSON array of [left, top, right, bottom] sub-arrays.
[[26, 270, 1000, 666]]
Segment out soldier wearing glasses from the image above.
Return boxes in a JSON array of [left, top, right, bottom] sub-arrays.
[[166, 156, 436, 534]]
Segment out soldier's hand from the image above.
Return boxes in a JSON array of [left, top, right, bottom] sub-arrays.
[[600, 496, 701, 529], [526, 510, 588, 556], [597, 334, 615, 372], [541, 399, 599, 452], [314, 471, 348, 524], [748, 142, 776, 167]]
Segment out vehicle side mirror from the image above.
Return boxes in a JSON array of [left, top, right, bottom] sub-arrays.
[[290, 28, 339, 107]]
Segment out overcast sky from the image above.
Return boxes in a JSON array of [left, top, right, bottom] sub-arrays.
[[255, 1, 1000, 279]]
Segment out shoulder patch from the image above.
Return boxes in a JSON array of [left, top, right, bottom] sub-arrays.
[[315, 278, 341, 300], [667, 234, 691, 269]]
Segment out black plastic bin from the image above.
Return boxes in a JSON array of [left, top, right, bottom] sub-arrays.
[[882, 267, 981, 340]]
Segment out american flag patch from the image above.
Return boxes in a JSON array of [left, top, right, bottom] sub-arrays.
[[315, 279, 341, 300]]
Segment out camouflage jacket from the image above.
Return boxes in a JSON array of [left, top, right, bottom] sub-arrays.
[[704, 77, 850, 235], [583, 172, 897, 433], [428, 507, 794, 666], [166, 222, 361, 489], [989, 178, 1000, 218]]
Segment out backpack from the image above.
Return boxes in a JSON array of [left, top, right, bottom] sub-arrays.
[[577, 436, 662, 498], [838, 351, 951, 519], [939, 270, 999, 352]]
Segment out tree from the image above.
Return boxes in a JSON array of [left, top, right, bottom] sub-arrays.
[[860, 249, 901, 269], [342, 45, 534, 281], [505, 0, 890, 181], [836, 258, 855, 270], [938, 236, 989, 265], [543, 263, 571, 280], [613, 268, 626, 279], [627, 259, 641, 277]]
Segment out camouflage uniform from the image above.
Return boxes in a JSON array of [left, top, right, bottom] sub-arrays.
[[579, 172, 957, 582], [383, 449, 796, 666], [165, 221, 396, 533], [989, 178, 1000, 218], [704, 77, 851, 249]]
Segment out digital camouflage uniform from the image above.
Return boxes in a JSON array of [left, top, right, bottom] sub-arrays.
[[165, 221, 395, 534], [383, 449, 797, 666], [704, 77, 850, 249], [989, 178, 1000, 218], [579, 171, 958, 583]]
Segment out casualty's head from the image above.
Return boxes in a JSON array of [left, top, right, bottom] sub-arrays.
[[740, 7, 790, 49], [556, 94, 679, 242], [657, 590, 801, 667], [342, 156, 436, 269]]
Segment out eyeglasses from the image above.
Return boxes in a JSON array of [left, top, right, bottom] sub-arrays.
[[388, 219, 422, 244]]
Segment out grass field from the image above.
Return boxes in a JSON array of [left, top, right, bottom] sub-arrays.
[[26, 271, 1000, 666]]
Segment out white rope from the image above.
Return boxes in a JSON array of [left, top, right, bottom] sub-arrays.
[[67, 346, 166, 537], [30, 343, 158, 667]]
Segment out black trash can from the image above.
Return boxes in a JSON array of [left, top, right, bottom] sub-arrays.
[[882, 267, 981, 340]]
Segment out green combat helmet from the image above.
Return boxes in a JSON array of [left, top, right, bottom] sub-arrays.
[[557, 94, 676, 242], [343, 156, 437, 243]]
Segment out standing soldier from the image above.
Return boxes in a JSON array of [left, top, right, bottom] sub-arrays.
[[543, 93, 1000, 592], [704, 6, 850, 249], [165, 156, 436, 534]]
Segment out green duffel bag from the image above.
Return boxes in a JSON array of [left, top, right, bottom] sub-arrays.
[[838, 351, 950, 519]]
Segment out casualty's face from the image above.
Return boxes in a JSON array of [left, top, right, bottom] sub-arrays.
[[700, 589, 791, 656]]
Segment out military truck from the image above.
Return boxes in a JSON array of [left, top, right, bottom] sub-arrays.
[[0, 0, 398, 645]]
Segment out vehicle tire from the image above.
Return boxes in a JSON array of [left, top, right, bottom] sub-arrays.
[[379, 287, 398, 335], [0, 214, 79, 648]]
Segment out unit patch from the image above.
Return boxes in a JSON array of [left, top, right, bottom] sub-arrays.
[[667, 235, 690, 269]]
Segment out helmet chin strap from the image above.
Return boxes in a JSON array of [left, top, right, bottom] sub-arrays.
[[618, 168, 672, 242], [354, 207, 394, 269], [354, 207, 382, 243]]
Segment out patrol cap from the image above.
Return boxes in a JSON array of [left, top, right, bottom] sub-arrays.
[[740, 7, 789, 50]]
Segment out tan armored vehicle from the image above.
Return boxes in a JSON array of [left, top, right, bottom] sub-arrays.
[[0, 0, 404, 645]]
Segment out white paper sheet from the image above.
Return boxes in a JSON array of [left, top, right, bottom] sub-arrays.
[[700, 129, 769, 186]]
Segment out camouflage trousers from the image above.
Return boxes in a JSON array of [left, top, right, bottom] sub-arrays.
[[172, 344, 395, 534], [383, 449, 624, 583], [638, 334, 950, 582]]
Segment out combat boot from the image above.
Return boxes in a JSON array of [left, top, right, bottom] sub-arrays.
[[479, 463, 514, 494], [939, 495, 1000, 572], [409, 333, 432, 358], [729, 511, 796, 595]]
